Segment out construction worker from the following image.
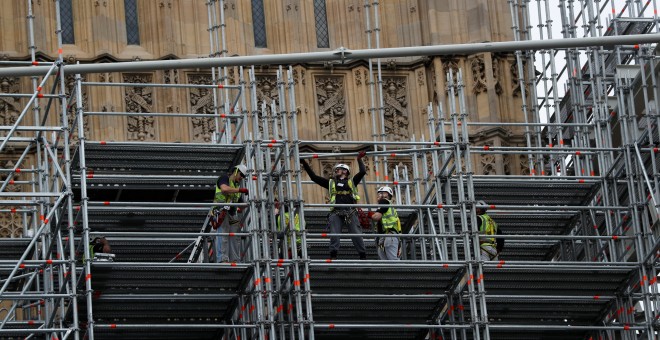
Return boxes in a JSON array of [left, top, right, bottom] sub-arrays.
[[369, 186, 401, 260], [301, 151, 367, 260], [275, 202, 301, 258], [212, 164, 249, 263], [475, 200, 499, 261]]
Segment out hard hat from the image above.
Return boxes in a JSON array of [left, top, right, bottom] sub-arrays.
[[476, 200, 488, 210], [334, 163, 350, 173], [377, 186, 394, 196], [235, 164, 248, 177]]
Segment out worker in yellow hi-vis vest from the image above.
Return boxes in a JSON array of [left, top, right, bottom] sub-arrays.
[[369, 186, 401, 260], [301, 151, 367, 260], [212, 164, 249, 263], [475, 200, 499, 261]]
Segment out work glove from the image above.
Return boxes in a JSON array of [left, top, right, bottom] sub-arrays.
[[239, 188, 249, 194], [357, 150, 367, 160], [300, 159, 310, 169]]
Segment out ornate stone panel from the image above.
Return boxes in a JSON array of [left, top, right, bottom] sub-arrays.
[[64, 75, 89, 144], [492, 55, 503, 95], [315, 76, 347, 141], [255, 75, 281, 138], [123, 73, 156, 141], [387, 160, 413, 182], [164, 69, 179, 84], [0, 77, 21, 137], [0, 160, 23, 237], [382, 77, 410, 141], [188, 73, 216, 142], [470, 55, 487, 94], [443, 57, 460, 96], [511, 59, 527, 97]]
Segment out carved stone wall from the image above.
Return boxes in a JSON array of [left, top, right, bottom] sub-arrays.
[[0, 160, 23, 237], [315, 76, 347, 141], [0, 77, 21, 137], [188, 73, 216, 142], [123, 73, 156, 141], [381, 77, 410, 141], [0, 0, 525, 208]]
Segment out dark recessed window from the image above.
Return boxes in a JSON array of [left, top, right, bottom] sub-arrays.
[[251, 0, 267, 48], [314, 0, 329, 48], [59, 0, 75, 44], [124, 0, 140, 45]]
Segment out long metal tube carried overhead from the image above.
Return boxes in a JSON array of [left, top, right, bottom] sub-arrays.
[[0, 33, 657, 77]]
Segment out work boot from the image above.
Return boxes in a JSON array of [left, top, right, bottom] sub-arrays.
[[359, 252, 367, 260], [330, 250, 338, 260]]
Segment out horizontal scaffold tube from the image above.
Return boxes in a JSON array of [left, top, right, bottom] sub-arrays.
[[0, 33, 657, 77], [84, 111, 243, 118], [94, 324, 258, 329]]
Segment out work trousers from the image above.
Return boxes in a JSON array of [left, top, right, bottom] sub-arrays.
[[215, 215, 241, 263], [480, 245, 498, 261], [328, 210, 366, 255], [377, 232, 400, 260]]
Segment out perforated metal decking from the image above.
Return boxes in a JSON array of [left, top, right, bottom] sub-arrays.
[[309, 263, 465, 340], [71, 142, 245, 202]]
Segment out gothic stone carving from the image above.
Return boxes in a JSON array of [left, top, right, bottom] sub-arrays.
[[0, 77, 21, 137], [255, 75, 281, 139], [388, 160, 413, 183], [382, 77, 410, 141], [511, 59, 527, 97], [164, 69, 179, 84], [492, 55, 503, 95], [315, 76, 347, 141], [481, 154, 496, 175], [470, 55, 487, 94], [0, 160, 23, 237], [188, 73, 216, 142], [443, 57, 460, 96], [293, 67, 306, 86], [65, 75, 89, 144], [123, 73, 156, 141]]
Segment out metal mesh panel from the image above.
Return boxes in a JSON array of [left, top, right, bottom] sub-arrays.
[[314, 0, 330, 48], [124, 0, 140, 45], [251, 0, 267, 48], [59, 0, 75, 44]]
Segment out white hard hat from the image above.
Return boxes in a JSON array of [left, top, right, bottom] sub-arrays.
[[235, 164, 248, 176], [377, 186, 394, 196], [334, 163, 350, 173], [476, 200, 488, 210]]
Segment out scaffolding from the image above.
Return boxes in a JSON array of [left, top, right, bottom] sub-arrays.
[[0, 0, 659, 339]]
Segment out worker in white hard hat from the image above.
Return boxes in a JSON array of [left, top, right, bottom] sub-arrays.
[[475, 200, 500, 261], [369, 186, 401, 260], [211, 164, 249, 263], [301, 151, 367, 260]]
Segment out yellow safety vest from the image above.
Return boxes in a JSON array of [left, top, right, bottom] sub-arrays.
[[328, 178, 360, 209], [214, 178, 240, 205], [277, 212, 301, 244], [479, 214, 497, 247], [381, 199, 401, 233]]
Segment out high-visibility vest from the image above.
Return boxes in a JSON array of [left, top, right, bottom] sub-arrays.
[[381, 199, 401, 233], [214, 178, 240, 205], [479, 214, 497, 247], [328, 178, 360, 209], [277, 212, 301, 244]]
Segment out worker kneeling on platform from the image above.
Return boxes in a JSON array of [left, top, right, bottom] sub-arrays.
[[369, 186, 401, 260], [301, 151, 367, 260], [475, 200, 500, 261], [212, 164, 249, 263]]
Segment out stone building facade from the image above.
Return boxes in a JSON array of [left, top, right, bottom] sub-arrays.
[[0, 0, 529, 235]]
